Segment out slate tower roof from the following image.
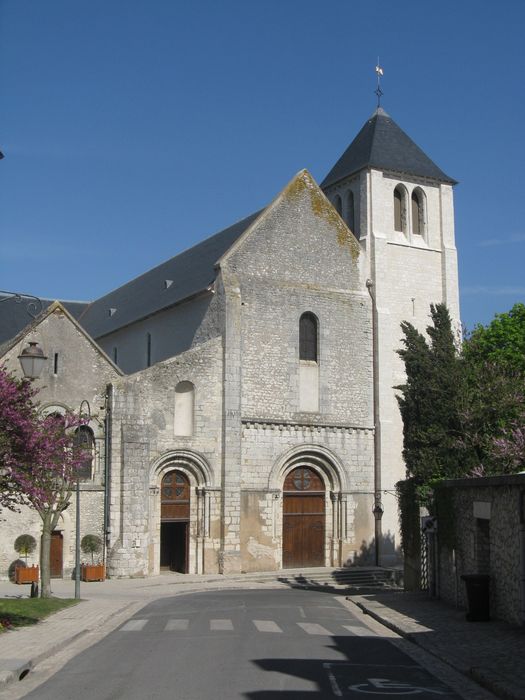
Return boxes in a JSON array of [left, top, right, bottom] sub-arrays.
[[322, 107, 457, 188]]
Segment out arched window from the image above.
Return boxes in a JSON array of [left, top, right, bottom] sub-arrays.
[[299, 313, 319, 412], [394, 185, 407, 233], [73, 426, 94, 480], [333, 194, 342, 217], [411, 188, 425, 236], [299, 313, 318, 362], [174, 381, 195, 436], [345, 190, 355, 235]]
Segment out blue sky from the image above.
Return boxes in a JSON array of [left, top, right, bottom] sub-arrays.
[[1, 0, 524, 331]]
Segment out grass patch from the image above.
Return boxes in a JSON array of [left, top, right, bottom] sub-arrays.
[[0, 598, 79, 632]]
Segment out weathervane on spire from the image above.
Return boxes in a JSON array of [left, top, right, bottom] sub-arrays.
[[375, 60, 384, 108]]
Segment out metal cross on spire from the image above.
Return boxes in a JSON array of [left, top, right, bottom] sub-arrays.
[[375, 60, 384, 108]]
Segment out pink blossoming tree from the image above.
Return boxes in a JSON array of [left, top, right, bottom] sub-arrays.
[[0, 367, 87, 597]]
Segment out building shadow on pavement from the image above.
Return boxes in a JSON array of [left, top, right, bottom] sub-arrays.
[[244, 634, 459, 699]]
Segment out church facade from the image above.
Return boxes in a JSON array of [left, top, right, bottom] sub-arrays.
[[0, 108, 459, 578]]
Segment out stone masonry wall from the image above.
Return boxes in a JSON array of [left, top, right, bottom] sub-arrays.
[[220, 171, 376, 571], [107, 336, 223, 577], [96, 291, 224, 375], [437, 476, 525, 626]]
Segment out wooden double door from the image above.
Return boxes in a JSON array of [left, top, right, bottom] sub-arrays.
[[282, 467, 325, 568]]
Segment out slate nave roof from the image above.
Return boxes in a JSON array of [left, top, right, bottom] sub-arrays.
[[77, 210, 262, 339]]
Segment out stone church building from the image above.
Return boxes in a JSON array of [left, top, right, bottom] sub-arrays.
[[0, 107, 459, 578]]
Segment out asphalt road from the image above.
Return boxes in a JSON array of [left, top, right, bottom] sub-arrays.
[[17, 588, 465, 699]]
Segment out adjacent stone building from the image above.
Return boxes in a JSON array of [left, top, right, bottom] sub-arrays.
[[0, 107, 460, 578], [436, 475, 525, 625]]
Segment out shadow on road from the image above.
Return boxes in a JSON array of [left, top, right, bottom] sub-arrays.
[[244, 634, 457, 698]]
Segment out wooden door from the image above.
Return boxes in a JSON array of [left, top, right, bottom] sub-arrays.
[[50, 531, 63, 578], [282, 467, 325, 568]]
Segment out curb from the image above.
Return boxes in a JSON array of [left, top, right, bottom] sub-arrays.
[[0, 600, 138, 691], [350, 597, 524, 700], [0, 628, 86, 690]]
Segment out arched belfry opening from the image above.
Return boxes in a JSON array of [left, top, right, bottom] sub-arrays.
[[282, 466, 325, 568], [160, 470, 190, 573]]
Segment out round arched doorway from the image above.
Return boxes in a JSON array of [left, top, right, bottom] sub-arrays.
[[282, 466, 325, 568], [160, 470, 190, 573]]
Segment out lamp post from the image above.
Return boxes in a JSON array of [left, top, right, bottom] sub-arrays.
[[75, 400, 91, 600], [0, 289, 47, 379], [1, 289, 43, 319]]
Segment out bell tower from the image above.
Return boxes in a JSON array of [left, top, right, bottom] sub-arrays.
[[321, 107, 460, 564]]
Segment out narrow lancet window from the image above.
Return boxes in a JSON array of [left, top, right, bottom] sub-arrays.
[[299, 312, 318, 362], [394, 185, 407, 233], [411, 188, 425, 236], [146, 333, 152, 367], [299, 313, 319, 412], [345, 190, 355, 235]]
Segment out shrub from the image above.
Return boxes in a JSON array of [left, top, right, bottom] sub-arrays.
[[80, 534, 103, 564], [14, 534, 37, 563]]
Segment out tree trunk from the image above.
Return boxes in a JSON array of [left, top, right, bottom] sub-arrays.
[[40, 515, 52, 598]]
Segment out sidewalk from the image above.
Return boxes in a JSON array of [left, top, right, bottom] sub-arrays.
[[349, 590, 525, 700], [0, 572, 286, 690]]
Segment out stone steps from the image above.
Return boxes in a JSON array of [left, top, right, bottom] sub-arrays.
[[234, 566, 403, 590]]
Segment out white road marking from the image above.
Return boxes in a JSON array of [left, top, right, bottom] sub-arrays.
[[165, 619, 189, 631], [252, 620, 282, 633], [210, 619, 234, 631], [297, 622, 332, 635], [343, 625, 375, 636], [120, 619, 148, 631]]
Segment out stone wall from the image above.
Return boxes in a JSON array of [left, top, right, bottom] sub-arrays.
[[436, 475, 525, 626], [219, 171, 377, 571], [96, 291, 222, 375], [107, 336, 224, 577]]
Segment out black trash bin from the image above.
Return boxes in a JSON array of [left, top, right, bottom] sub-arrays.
[[461, 574, 490, 621]]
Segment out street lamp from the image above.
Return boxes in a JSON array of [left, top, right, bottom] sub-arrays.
[[75, 400, 91, 600], [0, 289, 47, 379], [18, 342, 48, 379], [373, 497, 384, 567]]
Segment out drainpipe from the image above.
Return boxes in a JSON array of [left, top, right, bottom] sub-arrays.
[[103, 383, 113, 571], [366, 279, 383, 566]]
